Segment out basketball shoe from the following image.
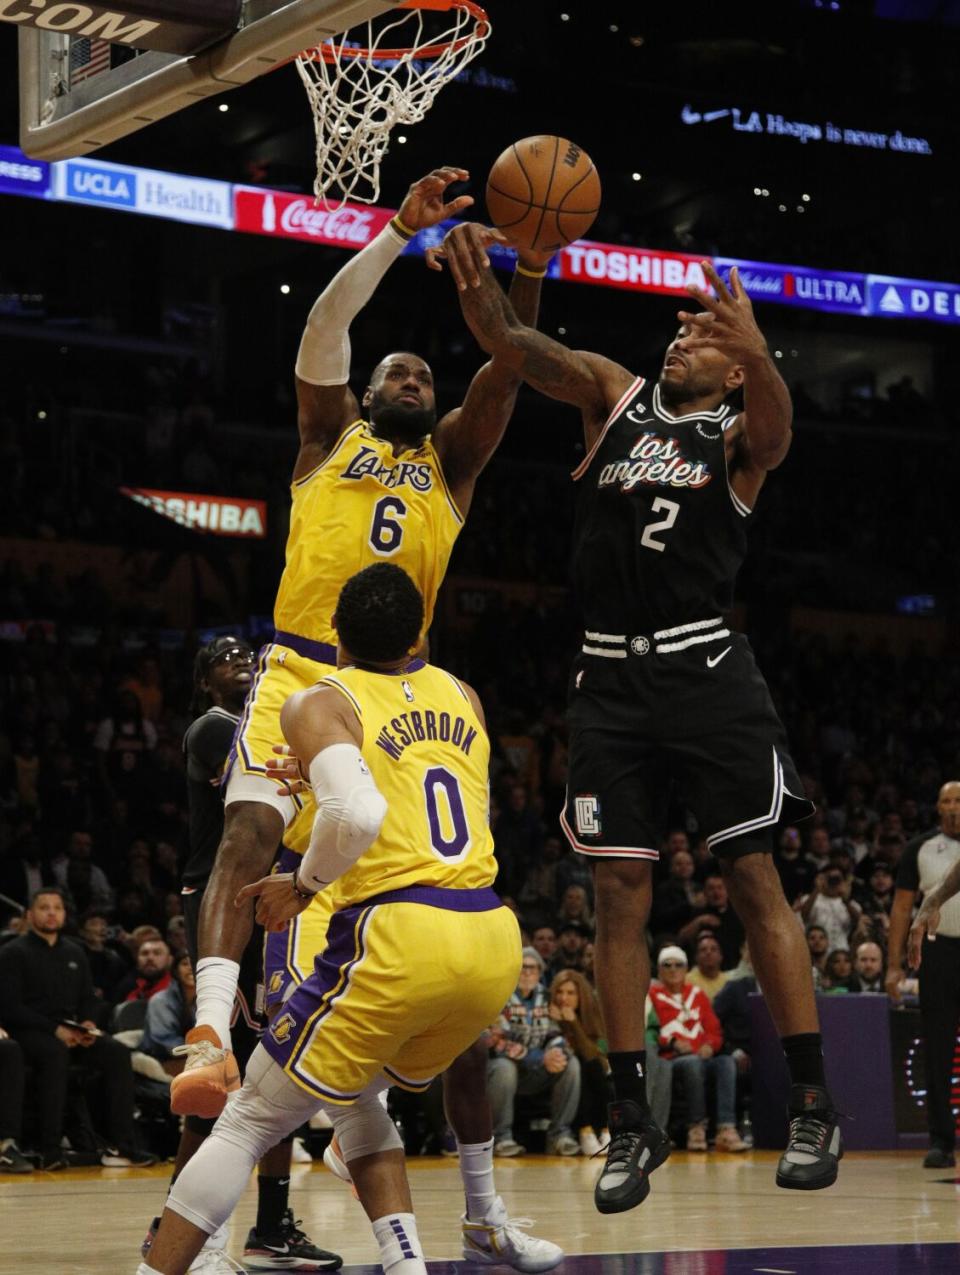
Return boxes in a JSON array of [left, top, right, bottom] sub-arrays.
[[461, 1197, 563, 1272], [243, 1209, 341, 1271], [594, 1099, 671, 1214], [776, 1084, 842, 1190], [141, 1218, 246, 1274], [170, 1026, 241, 1118]]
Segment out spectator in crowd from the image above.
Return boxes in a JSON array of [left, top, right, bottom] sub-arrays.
[[492, 784, 544, 887], [0, 1024, 31, 1172], [798, 865, 861, 952], [805, 827, 834, 873], [518, 836, 563, 912], [853, 941, 885, 993], [93, 689, 157, 806], [488, 947, 581, 1157], [651, 848, 704, 936], [686, 932, 730, 1002], [551, 921, 591, 977], [0, 825, 56, 910], [821, 950, 859, 994], [857, 862, 896, 919], [53, 830, 114, 915], [775, 827, 816, 904], [556, 884, 594, 932], [806, 925, 829, 989], [0, 888, 153, 1168], [838, 807, 872, 866], [648, 947, 747, 1153], [530, 923, 558, 971], [79, 912, 129, 1007], [116, 937, 173, 1003], [139, 953, 196, 1069], [678, 873, 745, 967], [581, 941, 596, 987], [714, 941, 757, 1075], [548, 969, 610, 1155]]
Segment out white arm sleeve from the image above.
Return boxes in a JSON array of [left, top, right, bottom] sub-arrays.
[[295, 222, 409, 386], [298, 744, 388, 891]]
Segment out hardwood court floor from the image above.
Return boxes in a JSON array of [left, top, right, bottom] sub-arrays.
[[2, 1150, 959, 1274]]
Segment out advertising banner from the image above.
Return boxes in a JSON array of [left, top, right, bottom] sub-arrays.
[[233, 187, 394, 248], [558, 240, 710, 296], [714, 257, 868, 317], [120, 487, 267, 538], [0, 144, 51, 199], [866, 274, 960, 325]]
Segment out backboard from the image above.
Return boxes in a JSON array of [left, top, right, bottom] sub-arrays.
[[16, 0, 402, 160]]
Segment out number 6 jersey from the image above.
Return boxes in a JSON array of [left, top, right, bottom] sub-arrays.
[[275, 421, 464, 649], [572, 377, 749, 635], [284, 658, 497, 911]]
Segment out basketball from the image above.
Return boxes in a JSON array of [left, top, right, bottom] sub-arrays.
[[485, 135, 601, 254]]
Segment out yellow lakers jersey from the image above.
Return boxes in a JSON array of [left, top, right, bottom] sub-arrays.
[[285, 660, 496, 910], [274, 422, 463, 646]]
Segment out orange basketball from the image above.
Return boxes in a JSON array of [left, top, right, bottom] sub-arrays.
[[485, 135, 601, 254]]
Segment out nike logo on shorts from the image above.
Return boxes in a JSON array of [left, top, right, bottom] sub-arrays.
[[706, 646, 732, 668]]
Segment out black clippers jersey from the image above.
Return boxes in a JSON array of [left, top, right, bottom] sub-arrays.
[[571, 377, 750, 633]]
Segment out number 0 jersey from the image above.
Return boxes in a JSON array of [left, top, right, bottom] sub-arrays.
[[572, 377, 749, 634], [274, 421, 464, 646], [283, 659, 496, 911]]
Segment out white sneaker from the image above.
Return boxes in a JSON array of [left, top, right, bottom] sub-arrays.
[[462, 1196, 563, 1272], [290, 1137, 312, 1163], [579, 1128, 602, 1157], [598, 1127, 611, 1149], [188, 1249, 248, 1273]]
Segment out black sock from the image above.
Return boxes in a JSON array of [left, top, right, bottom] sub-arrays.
[[608, 1050, 650, 1111], [255, 1175, 290, 1236], [782, 1032, 826, 1091]]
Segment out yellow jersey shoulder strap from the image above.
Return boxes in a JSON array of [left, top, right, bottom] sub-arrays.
[[292, 419, 366, 491]]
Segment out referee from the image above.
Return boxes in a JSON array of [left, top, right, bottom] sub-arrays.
[[887, 780, 960, 1170]]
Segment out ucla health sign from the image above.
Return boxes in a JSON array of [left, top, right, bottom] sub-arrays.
[[2, 145, 959, 326], [59, 157, 231, 227]]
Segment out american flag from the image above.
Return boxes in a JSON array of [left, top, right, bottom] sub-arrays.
[[69, 38, 111, 86]]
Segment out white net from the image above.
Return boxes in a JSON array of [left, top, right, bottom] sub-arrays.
[[296, 2, 490, 207]]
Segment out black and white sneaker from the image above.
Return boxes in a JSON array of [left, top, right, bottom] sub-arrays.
[[0, 1139, 33, 1173], [594, 1100, 671, 1215], [243, 1209, 342, 1270], [776, 1084, 842, 1190]]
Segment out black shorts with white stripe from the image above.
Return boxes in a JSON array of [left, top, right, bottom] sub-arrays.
[[561, 622, 813, 861]]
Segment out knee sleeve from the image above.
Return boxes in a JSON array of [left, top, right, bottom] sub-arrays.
[[168, 1047, 320, 1236], [328, 1095, 403, 1163]]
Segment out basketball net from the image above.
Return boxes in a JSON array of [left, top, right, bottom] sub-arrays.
[[296, 0, 490, 208]]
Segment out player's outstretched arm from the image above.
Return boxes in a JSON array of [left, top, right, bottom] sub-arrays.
[[293, 168, 475, 481], [235, 687, 386, 930], [439, 222, 634, 443], [679, 262, 792, 484]]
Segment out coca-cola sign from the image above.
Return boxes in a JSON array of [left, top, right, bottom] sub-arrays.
[[233, 186, 395, 248]]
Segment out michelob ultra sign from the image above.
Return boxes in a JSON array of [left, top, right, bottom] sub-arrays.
[[121, 487, 266, 538]]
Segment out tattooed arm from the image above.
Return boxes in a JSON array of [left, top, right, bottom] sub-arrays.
[[440, 222, 634, 446]]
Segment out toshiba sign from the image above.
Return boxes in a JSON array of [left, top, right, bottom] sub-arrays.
[[559, 241, 710, 296], [121, 487, 266, 539]]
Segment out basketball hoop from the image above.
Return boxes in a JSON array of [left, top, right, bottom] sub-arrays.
[[295, 0, 491, 207]]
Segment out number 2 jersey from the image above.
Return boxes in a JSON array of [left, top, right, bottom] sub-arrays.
[[283, 658, 497, 912], [274, 421, 464, 647], [572, 376, 750, 634]]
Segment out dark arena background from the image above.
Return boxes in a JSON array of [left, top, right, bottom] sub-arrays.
[[2, 2, 960, 1272]]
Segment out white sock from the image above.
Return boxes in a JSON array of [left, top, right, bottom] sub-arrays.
[[195, 957, 240, 1049], [458, 1138, 497, 1220], [372, 1213, 426, 1275]]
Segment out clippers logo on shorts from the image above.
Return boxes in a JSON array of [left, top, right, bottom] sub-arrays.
[[597, 433, 712, 493], [574, 794, 602, 838], [271, 1012, 296, 1044]]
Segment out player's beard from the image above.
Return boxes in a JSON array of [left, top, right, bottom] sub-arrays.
[[658, 368, 722, 410], [369, 393, 436, 445]]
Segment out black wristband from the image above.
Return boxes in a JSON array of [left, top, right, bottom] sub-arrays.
[[291, 868, 317, 901]]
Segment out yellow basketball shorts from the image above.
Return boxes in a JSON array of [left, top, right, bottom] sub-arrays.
[[264, 848, 334, 1014], [223, 632, 336, 824], [262, 886, 521, 1103]]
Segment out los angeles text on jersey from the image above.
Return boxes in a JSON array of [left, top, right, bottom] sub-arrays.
[[375, 710, 477, 762], [341, 446, 433, 492], [597, 432, 712, 492]]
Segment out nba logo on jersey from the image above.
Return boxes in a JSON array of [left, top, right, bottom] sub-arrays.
[[574, 794, 602, 837], [401, 679, 415, 703]]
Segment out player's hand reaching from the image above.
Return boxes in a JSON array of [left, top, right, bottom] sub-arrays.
[[428, 222, 506, 287], [235, 872, 314, 932], [677, 262, 768, 364], [266, 744, 308, 797], [398, 168, 474, 232]]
